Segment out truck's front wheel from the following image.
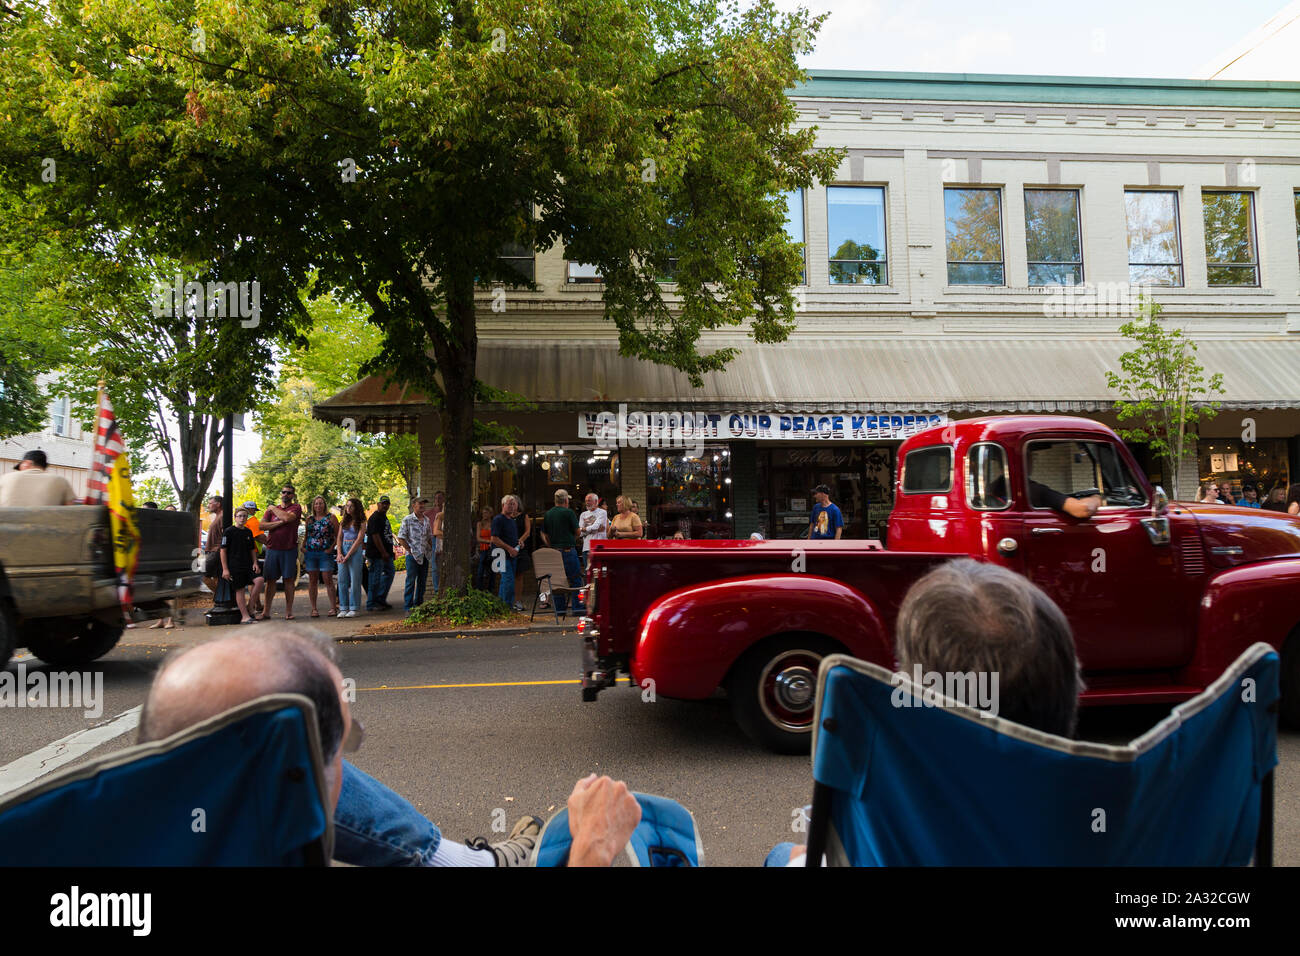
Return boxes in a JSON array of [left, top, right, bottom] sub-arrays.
[[729, 634, 839, 754], [25, 618, 124, 666]]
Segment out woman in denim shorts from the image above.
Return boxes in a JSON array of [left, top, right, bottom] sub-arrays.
[[304, 495, 340, 617]]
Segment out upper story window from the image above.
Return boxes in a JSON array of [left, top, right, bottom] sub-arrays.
[[901, 445, 952, 494], [827, 186, 887, 284], [1203, 191, 1258, 287], [566, 262, 602, 284], [782, 189, 805, 283], [1125, 190, 1182, 287], [1294, 191, 1299, 267], [49, 396, 69, 436], [944, 187, 1004, 285], [499, 242, 534, 282], [1024, 189, 1083, 286]]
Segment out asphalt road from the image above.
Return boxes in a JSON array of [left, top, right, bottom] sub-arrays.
[[4, 631, 1300, 867]]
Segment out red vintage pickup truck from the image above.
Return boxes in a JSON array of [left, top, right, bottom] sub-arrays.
[[579, 416, 1300, 752]]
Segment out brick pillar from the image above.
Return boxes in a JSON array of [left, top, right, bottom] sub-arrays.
[[620, 446, 647, 515], [730, 440, 758, 538]]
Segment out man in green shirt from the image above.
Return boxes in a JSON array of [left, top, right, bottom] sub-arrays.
[[541, 489, 585, 617]]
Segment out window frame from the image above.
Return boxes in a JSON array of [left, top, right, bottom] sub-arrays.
[[1124, 189, 1184, 288], [565, 261, 604, 285], [784, 188, 807, 285], [1201, 189, 1259, 288], [901, 445, 954, 495], [48, 396, 70, 437], [966, 442, 1012, 512], [826, 185, 889, 286], [944, 186, 1006, 287], [1023, 188, 1084, 287]]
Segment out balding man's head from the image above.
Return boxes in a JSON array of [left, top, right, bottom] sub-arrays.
[[139, 627, 349, 808]]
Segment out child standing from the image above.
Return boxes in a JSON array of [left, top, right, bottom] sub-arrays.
[[221, 507, 260, 624]]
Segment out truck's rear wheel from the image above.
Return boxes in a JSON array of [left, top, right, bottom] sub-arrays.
[[729, 634, 839, 754], [24, 618, 124, 666]]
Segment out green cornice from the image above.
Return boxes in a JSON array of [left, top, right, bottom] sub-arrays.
[[791, 70, 1300, 108]]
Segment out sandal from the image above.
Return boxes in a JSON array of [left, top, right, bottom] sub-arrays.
[[328, 608, 338, 617], [310, 610, 319, 618], [285, 615, 296, 620], [148, 620, 165, 629]]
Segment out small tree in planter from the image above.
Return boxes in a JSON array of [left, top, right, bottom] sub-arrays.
[[1105, 296, 1225, 498]]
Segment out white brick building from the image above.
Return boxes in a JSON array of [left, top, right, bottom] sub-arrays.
[[317, 71, 1300, 539]]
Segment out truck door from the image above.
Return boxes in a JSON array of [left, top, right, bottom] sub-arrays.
[[1020, 438, 1193, 671]]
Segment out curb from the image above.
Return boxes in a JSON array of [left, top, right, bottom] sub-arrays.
[[340, 623, 576, 642]]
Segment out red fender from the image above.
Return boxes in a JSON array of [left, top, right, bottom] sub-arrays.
[[631, 574, 893, 699], [1183, 558, 1300, 688]]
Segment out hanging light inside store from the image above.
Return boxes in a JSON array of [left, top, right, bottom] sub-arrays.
[[541, 459, 551, 471]]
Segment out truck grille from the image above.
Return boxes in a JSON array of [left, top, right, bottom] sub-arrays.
[[1178, 536, 1205, 575]]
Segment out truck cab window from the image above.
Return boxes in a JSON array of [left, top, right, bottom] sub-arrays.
[[902, 446, 952, 494], [1026, 440, 1146, 509]]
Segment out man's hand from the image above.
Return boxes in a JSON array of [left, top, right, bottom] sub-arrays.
[[567, 774, 641, 867], [1063, 495, 1102, 520]]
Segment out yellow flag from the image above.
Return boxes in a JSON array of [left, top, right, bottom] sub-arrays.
[[107, 452, 141, 606]]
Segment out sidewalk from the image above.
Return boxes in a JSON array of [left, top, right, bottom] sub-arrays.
[[122, 569, 579, 650]]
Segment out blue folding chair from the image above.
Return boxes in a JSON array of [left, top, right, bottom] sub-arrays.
[[0, 694, 333, 866], [532, 792, 704, 867], [803, 643, 1278, 866]]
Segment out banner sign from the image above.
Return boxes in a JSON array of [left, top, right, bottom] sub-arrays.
[[579, 405, 946, 446]]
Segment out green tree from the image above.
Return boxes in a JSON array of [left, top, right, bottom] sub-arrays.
[[239, 292, 419, 506], [134, 473, 180, 509], [1106, 297, 1226, 496], [4, 0, 841, 592]]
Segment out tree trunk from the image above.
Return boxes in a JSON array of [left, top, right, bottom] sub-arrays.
[[436, 278, 479, 594]]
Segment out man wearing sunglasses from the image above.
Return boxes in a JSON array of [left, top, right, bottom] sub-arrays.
[[139, 626, 641, 867]]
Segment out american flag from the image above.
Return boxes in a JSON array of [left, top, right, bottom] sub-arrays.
[[86, 387, 127, 504]]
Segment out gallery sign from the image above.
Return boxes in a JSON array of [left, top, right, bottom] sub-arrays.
[[579, 404, 946, 448]]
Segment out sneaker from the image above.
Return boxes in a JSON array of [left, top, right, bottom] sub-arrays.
[[467, 815, 543, 867], [512, 602, 525, 612]]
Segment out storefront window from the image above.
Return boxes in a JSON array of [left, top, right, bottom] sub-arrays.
[[757, 446, 896, 540], [646, 447, 732, 539], [475, 445, 620, 525], [1199, 438, 1290, 502]]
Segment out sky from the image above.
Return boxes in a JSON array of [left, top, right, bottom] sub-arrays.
[[156, 0, 1289, 490], [775, 0, 1288, 78]]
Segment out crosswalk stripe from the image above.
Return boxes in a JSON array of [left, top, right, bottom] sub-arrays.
[[0, 707, 142, 799]]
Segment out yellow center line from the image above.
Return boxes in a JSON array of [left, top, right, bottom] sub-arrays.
[[359, 678, 630, 691]]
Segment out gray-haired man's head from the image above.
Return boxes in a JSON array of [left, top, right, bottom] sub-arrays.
[[895, 559, 1082, 737], [138, 625, 349, 809]]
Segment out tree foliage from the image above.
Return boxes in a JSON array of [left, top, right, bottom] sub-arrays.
[[2, 0, 842, 591], [1105, 297, 1226, 495]]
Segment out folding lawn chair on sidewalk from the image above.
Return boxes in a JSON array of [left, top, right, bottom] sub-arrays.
[[803, 643, 1278, 867], [0, 694, 333, 866], [532, 792, 704, 867], [530, 547, 586, 622]]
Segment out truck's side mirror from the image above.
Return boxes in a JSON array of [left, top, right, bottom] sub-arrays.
[[1152, 486, 1169, 517]]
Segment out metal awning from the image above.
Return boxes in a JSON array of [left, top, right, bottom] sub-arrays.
[[313, 336, 1300, 429]]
